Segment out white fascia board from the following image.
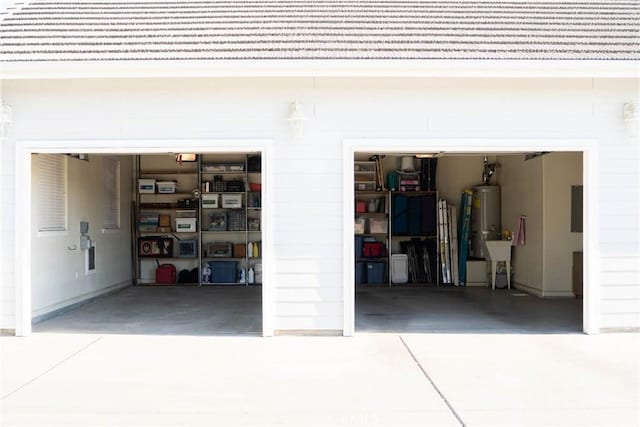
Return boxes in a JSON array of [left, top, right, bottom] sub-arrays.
[[1, 59, 638, 80]]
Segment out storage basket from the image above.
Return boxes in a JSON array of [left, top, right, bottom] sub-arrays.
[[177, 240, 198, 258], [212, 176, 225, 192], [226, 180, 245, 192], [354, 218, 366, 234], [228, 210, 246, 231]]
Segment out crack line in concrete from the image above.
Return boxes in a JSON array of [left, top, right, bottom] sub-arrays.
[[399, 335, 466, 427], [1, 336, 103, 400]]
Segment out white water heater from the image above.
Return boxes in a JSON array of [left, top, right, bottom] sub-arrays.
[[470, 185, 501, 259]]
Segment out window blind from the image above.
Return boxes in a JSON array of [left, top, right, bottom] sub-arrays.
[[103, 157, 120, 229], [38, 154, 67, 232]]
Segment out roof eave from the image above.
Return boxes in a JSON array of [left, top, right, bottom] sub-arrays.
[[1, 59, 638, 80]]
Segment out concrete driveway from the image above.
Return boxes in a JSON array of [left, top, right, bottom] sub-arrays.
[[1, 332, 638, 426]]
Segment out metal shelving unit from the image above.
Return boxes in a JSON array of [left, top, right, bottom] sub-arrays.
[[135, 153, 262, 286]]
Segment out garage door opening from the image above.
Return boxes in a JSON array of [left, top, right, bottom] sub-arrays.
[[350, 150, 586, 334], [26, 148, 270, 336]]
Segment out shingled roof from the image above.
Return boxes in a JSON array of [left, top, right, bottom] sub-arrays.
[[1, 0, 639, 63]]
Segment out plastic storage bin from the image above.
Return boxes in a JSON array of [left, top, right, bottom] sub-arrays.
[[355, 236, 364, 258], [157, 181, 176, 193], [369, 218, 388, 234], [202, 194, 219, 208], [391, 254, 409, 284], [222, 194, 243, 208], [366, 262, 386, 284], [355, 262, 365, 285], [138, 179, 156, 194], [175, 218, 196, 232], [209, 261, 238, 284]]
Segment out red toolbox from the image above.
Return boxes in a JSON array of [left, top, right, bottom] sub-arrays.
[[156, 264, 177, 284]]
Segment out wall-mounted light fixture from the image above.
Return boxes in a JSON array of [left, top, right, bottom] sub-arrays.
[[287, 100, 306, 139], [0, 102, 12, 138], [623, 101, 637, 122]]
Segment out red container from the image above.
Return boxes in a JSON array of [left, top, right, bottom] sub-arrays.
[[156, 264, 177, 284], [356, 200, 367, 214], [249, 183, 262, 192], [363, 242, 387, 258]]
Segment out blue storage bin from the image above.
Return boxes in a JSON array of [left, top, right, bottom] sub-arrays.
[[393, 195, 408, 235], [355, 236, 364, 259], [209, 261, 238, 283], [355, 262, 365, 285], [366, 262, 386, 285]]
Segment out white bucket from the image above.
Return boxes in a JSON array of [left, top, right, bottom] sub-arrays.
[[400, 156, 415, 171]]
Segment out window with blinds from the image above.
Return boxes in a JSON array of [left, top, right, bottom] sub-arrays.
[[38, 154, 67, 232], [103, 157, 121, 229]]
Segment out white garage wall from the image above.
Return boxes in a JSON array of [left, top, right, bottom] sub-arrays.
[[30, 154, 133, 319], [1, 76, 638, 332], [543, 152, 584, 296], [498, 155, 545, 294]]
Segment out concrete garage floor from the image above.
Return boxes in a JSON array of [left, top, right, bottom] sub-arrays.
[[34, 285, 582, 337], [34, 286, 262, 336], [356, 287, 583, 334]]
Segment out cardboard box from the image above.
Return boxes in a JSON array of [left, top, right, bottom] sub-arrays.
[[233, 243, 246, 258]]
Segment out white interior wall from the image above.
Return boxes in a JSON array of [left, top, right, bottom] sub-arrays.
[[543, 152, 584, 296], [497, 154, 545, 294], [30, 154, 133, 318], [2, 76, 638, 332], [436, 155, 488, 211]]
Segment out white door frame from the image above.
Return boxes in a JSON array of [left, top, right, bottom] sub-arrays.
[[14, 138, 275, 337], [342, 138, 600, 336]]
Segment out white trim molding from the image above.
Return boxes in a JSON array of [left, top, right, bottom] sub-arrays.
[[2, 59, 638, 80], [14, 138, 275, 337], [342, 138, 600, 336]]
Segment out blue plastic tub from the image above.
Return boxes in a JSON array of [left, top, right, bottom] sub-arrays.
[[209, 261, 238, 284], [366, 262, 386, 285]]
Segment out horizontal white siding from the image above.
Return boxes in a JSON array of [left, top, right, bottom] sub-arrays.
[[1, 76, 638, 332], [594, 80, 640, 329], [0, 130, 16, 329]]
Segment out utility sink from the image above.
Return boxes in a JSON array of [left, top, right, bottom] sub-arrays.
[[483, 240, 512, 261], [483, 240, 512, 290]]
